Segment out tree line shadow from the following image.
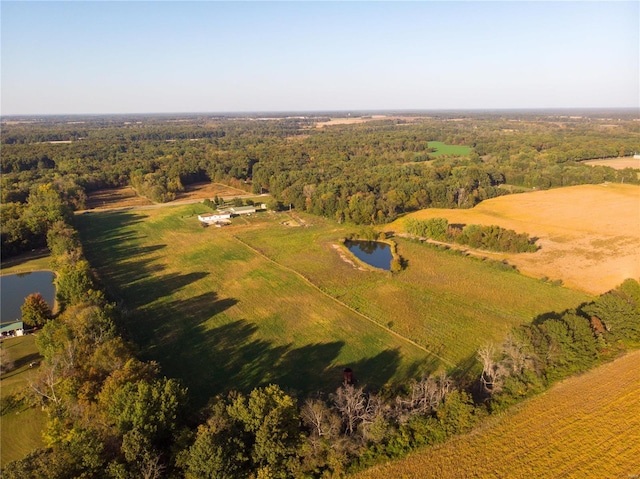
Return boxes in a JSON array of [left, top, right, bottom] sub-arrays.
[[137, 290, 442, 410], [77, 211, 443, 409]]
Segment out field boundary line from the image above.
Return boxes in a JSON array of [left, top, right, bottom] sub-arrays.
[[232, 235, 456, 367]]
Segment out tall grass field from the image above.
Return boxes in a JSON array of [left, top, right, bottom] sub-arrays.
[[76, 205, 588, 407]]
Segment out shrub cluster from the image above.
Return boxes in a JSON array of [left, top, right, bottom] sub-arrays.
[[406, 217, 538, 253]]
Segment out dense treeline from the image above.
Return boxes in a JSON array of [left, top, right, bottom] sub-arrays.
[[479, 278, 640, 412], [405, 217, 538, 253], [2, 113, 639, 255]]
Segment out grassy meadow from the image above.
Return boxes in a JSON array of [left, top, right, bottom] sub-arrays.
[[427, 141, 471, 157], [0, 335, 45, 467], [77, 205, 588, 406], [355, 349, 640, 479]]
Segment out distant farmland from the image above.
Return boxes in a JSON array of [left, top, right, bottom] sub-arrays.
[[583, 156, 640, 170], [355, 349, 640, 479], [77, 205, 587, 405]]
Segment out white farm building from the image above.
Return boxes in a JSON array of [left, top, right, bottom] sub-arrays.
[[198, 212, 232, 224]]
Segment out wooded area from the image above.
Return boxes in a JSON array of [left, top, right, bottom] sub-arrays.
[[2, 111, 639, 258]]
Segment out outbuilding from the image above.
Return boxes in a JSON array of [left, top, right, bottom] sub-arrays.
[[198, 212, 232, 224], [0, 321, 24, 337]]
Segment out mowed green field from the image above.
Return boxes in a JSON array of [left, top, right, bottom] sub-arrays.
[[77, 206, 588, 405], [427, 141, 471, 157], [77, 207, 433, 406], [1, 335, 46, 467]]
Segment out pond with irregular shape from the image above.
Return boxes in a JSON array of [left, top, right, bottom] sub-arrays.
[[344, 240, 392, 270], [0, 271, 55, 324]]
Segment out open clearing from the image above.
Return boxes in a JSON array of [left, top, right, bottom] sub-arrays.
[[77, 206, 587, 405], [84, 182, 250, 211], [583, 156, 640, 170], [388, 184, 640, 295], [0, 335, 45, 467], [85, 186, 153, 210], [171, 181, 249, 202], [355, 349, 640, 479], [427, 141, 471, 157]]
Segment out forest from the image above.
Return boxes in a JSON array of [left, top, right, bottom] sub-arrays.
[[2, 110, 639, 258], [2, 111, 640, 477]]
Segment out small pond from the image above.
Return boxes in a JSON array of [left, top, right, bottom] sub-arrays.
[[0, 271, 55, 324], [344, 240, 392, 270]]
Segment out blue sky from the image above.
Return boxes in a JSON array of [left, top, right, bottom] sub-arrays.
[[1, 1, 638, 115]]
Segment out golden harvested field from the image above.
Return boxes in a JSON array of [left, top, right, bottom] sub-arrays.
[[583, 156, 640, 170], [356, 350, 640, 479], [388, 184, 640, 295]]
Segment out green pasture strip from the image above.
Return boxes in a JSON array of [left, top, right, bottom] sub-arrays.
[[234, 213, 591, 367], [76, 207, 434, 407], [1, 249, 51, 276], [1, 335, 46, 467], [428, 141, 471, 157]]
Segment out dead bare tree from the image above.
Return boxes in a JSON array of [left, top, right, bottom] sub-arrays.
[[478, 343, 508, 395], [332, 384, 367, 436], [394, 372, 452, 423], [27, 358, 64, 406], [301, 398, 341, 439]]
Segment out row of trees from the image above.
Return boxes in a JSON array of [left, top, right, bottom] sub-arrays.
[[479, 279, 640, 411], [7, 273, 639, 477], [405, 218, 538, 253]]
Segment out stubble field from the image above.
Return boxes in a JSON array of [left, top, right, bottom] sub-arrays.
[[388, 184, 640, 295], [355, 349, 640, 479]]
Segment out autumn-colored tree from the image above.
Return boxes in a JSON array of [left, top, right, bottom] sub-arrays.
[[21, 292, 52, 327]]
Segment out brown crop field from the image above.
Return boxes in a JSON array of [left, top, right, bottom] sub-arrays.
[[85, 186, 153, 210], [84, 182, 251, 211], [583, 156, 640, 170], [355, 349, 640, 479], [387, 184, 640, 295], [171, 181, 249, 202]]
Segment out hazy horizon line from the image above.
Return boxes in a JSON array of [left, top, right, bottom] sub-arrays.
[[2, 106, 639, 119]]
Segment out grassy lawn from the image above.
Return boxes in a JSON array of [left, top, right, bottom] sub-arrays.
[[0, 249, 50, 276], [428, 141, 471, 157], [1, 335, 45, 468], [234, 213, 590, 368], [355, 349, 640, 479], [77, 205, 589, 408], [77, 206, 434, 407]]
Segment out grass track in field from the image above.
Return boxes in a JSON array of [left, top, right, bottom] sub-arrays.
[[77, 206, 588, 407], [355, 349, 640, 479], [234, 214, 589, 367], [1, 335, 46, 467]]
